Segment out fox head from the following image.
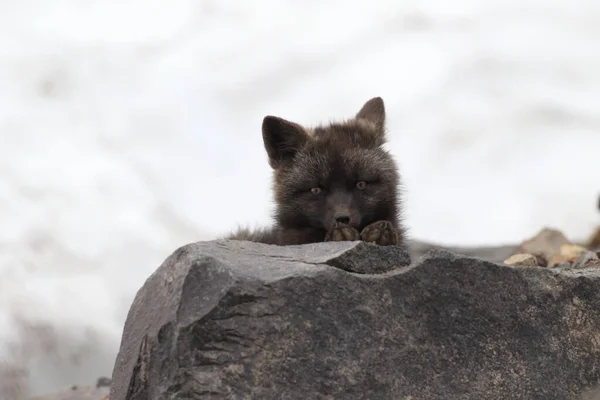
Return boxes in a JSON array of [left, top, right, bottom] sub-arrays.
[[262, 97, 401, 234]]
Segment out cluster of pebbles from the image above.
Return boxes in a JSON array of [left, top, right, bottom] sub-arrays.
[[504, 227, 600, 270]]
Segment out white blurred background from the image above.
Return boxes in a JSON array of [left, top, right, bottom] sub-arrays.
[[1, 0, 599, 397]]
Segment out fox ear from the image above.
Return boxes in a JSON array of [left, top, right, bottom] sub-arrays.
[[262, 116, 309, 169], [356, 97, 386, 132]]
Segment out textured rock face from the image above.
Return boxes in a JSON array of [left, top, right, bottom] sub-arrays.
[[110, 240, 600, 400]]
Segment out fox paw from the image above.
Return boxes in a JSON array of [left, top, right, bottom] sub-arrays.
[[325, 223, 361, 242], [360, 220, 398, 246]]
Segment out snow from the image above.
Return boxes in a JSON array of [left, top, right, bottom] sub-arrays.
[[0, 0, 599, 396]]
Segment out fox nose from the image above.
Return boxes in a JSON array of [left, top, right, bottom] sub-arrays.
[[334, 213, 351, 225]]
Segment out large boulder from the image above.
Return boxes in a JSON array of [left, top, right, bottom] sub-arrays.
[[110, 239, 600, 400]]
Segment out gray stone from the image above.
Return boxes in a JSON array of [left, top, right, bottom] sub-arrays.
[[110, 239, 600, 400]]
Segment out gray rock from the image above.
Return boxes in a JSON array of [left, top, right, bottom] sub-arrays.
[[306, 241, 411, 274], [110, 239, 600, 400]]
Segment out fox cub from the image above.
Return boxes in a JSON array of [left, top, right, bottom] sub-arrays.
[[227, 97, 405, 246]]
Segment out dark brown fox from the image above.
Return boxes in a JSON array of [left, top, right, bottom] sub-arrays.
[[226, 97, 405, 246]]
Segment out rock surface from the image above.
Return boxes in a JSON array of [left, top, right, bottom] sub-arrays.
[[110, 239, 600, 400]]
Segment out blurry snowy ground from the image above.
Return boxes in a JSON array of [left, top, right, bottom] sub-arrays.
[[1, 0, 599, 397]]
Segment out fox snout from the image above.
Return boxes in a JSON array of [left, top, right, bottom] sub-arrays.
[[326, 205, 360, 231], [333, 210, 351, 225]]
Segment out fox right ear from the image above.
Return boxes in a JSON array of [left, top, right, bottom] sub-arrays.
[[262, 116, 309, 169], [356, 97, 385, 130]]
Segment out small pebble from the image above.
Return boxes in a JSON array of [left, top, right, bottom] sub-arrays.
[[504, 253, 539, 267], [96, 377, 111, 388]]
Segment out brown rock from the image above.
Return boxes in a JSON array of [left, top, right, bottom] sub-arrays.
[[587, 227, 600, 250], [549, 244, 590, 267], [587, 195, 600, 250], [513, 227, 571, 265], [503, 253, 539, 267]]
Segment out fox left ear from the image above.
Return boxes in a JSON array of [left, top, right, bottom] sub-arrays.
[[262, 116, 309, 169], [355, 97, 386, 147], [356, 97, 385, 132]]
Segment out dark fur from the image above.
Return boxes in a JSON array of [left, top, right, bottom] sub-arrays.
[[226, 97, 405, 246]]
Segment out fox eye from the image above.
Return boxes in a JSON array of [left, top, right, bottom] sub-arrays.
[[356, 181, 367, 190], [310, 187, 322, 195]]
